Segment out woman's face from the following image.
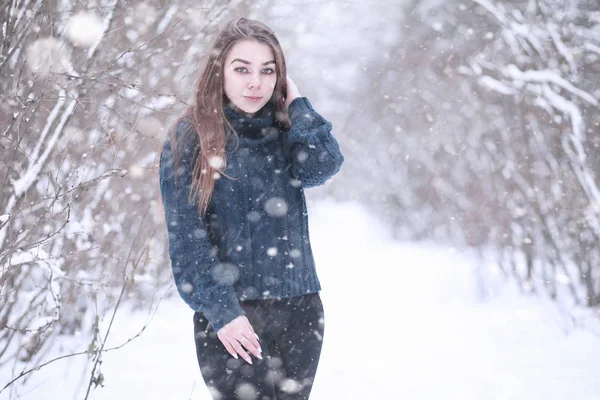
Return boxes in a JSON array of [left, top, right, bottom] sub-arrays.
[[223, 39, 278, 117]]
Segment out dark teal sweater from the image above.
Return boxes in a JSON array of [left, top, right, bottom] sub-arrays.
[[159, 97, 343, 331]]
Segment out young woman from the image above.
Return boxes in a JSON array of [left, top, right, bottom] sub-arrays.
[[159, 17, 344, 399]]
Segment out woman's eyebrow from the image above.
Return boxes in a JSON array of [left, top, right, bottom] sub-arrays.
[[230, 58, 276, 66]]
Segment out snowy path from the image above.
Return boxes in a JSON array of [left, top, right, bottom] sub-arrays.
[[309, 202, 600, 400], [3, 201, 600, 399]]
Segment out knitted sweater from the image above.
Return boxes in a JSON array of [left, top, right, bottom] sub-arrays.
[[159, 97, 344, 331]]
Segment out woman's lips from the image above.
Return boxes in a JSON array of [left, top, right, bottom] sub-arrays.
[[244, 96, 262, 102]]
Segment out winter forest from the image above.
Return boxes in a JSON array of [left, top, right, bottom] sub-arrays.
[[2, 0, 600, 399]]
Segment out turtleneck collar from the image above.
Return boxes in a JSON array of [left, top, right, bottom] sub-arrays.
[[223, 101, 276, 140]]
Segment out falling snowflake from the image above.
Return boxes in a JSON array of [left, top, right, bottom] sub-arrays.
[[66, 12, 104, 48], [208, 155, 225, 169], [180, 282, 193, 293], [264, 197, 288, 217], [210, 263, 240, 285], [247, 211, 261, 222], [26, 37, 72, 74], [289, 249, 302, 258], [235, 382, 258, 400], [280, 378, 302, 394]]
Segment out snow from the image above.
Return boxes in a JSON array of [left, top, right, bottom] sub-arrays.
[[25, 37, 72, 74], [479, 76, 518, 95], [503, 65, 597, 106], [547, 23, 576, 75], [156, 5, 178, 36], [11, 96, 78, 198], [584, 42, 600, 56], [0, 93, 77, 251], [66, 12, 105, 48], [30, 89, 71, 168], [2, 201, 600, 399]]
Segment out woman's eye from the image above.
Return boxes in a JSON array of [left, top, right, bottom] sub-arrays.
[[234, 67, 274, 74]]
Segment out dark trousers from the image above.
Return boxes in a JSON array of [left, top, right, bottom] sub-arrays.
[[193, 292, 325, 400]]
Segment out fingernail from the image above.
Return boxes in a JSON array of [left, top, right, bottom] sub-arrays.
[[247, 358, 253, 365], [255, 333, 260, 340], [233, 354, 238, 359], [257, 353, 263, 360]]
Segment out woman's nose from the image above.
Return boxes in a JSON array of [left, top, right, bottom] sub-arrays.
[[248, 73, 261, 88]]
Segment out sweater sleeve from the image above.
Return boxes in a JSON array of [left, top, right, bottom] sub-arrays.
[[159, 120, 244, 332], [283, 97, 344, 188]]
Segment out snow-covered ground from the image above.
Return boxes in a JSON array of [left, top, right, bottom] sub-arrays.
[[2, 201, 600, 399]]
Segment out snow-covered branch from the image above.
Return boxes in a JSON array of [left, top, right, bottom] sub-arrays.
[[503, 65, 597, 106]]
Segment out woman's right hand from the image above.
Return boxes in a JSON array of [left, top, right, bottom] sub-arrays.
[[217, 315, 262, 364]]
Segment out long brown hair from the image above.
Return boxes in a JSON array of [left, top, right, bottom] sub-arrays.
[[170, 17, 291, 216]]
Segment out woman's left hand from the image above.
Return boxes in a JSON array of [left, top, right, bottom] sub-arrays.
[[285, 76, 301, 108]]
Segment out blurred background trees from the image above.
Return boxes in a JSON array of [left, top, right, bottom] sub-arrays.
[[1, 0, 599, 394]]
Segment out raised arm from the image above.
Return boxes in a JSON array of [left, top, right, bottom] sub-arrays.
[[283, 97, 344, 188], [159, 120, 244, 332]]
